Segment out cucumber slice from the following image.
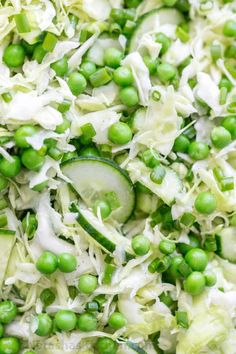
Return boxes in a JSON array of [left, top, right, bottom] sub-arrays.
[[62, 157, 135, 223], [0, 229, 16, 290], [71, 203, 133, 259], [128, 8, 184, 53], [216, 227, 236, 263]]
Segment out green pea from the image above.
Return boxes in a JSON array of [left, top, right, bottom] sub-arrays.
[[159, 240, 176, 255], [185, 248, 208, 271], [40, 288, 56, 307], [0, 337, 20, 354], [219, 77, 233, 92], [204, 271, 217, 287], [54, 310, 77, 332], [113, 66, 134, 87], [22, 213, 38, 239], [108, 312, 126, 329], [223, 20, 236, 37], [50, 56, 68, 77], [3, 44, 25, 68], [104, 48, 124, 69], [34, 313, 53, 336], [188, 141, 209, 160], [155, 32, 171, 55], [96, 337, 118, 354], [0, 301, 17, 324], [68, 72, 87, 96], [184, 271, 205, 296], [119, 86, 139, 107], [175, 0, 190, 12], [0, 176, 8, 192], [157, 63, 177, 83], [221, 116, 236, 139], [195, 192, 217, 215], [210, 126, 231, 149], [14, 125, 38, 148], [21, 148, 45, 171], [78, 274, 98, 294], [173, 134, 190, 153], [131, 235, 151, 256], [80, 61, 97, 79], [143, 55, 157, 75], [0, 156, 21, 178], [36, 251, 58, 274], [93, 200, 111, 219], [58, 253, 77, 273], [150, 165, 166, 184], [108, 122, 132, 145], [77, 313, 97, 332], [32, 44, 47, 64], [80, 146, 100, 157]]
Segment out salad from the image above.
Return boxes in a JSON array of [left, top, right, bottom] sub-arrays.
[[1, 0, 236, 353]]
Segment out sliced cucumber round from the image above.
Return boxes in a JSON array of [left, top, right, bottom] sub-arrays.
[[128, 8, 184, 53], [71, 203, 133, 260], [216, 227, 236, 263], [62, 157, 135, 223]]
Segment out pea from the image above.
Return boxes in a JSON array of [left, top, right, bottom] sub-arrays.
[[80, 146, 100, 157], [195, 192, 217, 215], [0, 156, 21, 178], [184, 271, 205, 296], [210, 126, 231, 149], [113, 66, 134, 87], [104, 48, 124, 69], [68, 72, 87, 96], [58, 253, 77, 273], [131, 235, 151, 256], [223, 20, 236, 37], [21, 148, 45, 171], [157, 63, 177, 83], [3, 44, 25, 68], [14, 125, 38, 148], [96, 337, 118, 354], [159, 240, 176, 255], [77, 313, 97, 332], [78, 274, 98, 294], [50, 56, 68, 77], [36, 251, 58, 274], [0, 337, 20, 354], [108, 312, 127, 329], [173, 134, 190, 153], [0, 301, 17, 324], [93, 200, 111, 219], [155, 32, 171, 55], [221, 116, 236, 139], [34, 313, 53, 336], [119, 86, 139, 107], [108, 122, 132, 145], [188, 141, 209, 160], [185, 248, 208, 271], [204, 271, 217, 287], [0, 176, 8, 192], [54, 310, 77, 332], [40, 288, 56, 307], [80, 61, 97, 79]]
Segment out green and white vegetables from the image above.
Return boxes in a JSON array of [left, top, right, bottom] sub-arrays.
[[1, 0, 236, 353]]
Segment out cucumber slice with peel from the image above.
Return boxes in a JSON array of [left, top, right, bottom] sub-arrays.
[[62, 157, 135, 223], [216, 227, 236, 263]]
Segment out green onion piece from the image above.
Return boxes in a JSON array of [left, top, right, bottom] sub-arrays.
[[69, 14, 78, 29], [219, 87, 228, 105], [188, 77, 197, 89], [225, 60, 236, 79], [210, 43, 221, 62], [80, 123, 96, 143], [105, 191, 120, 210], [48, 147, 63, 161], [221, 176, 234, 191], [150, 165, 166, 184], [2, 92, 12, 103], [213, 167, 224, 182], [0, 198, 8, 211], [103, 264, 116, 285], [185, 169, 194, 182], [123, 20, 136, 37], [176, 311, 189, 328], [227, 101, 236, 113], [177, 260, 192, 278], [42, 32, 58, 52], [100, 144, 112, 158], [109, 23, 122, 34], [176, 26, 190, 43], [148, 256, 171, 273], [180, 212, 196, 226], [0, 213, 7, 227], [204, 235, 217, 252], [14, 13, 31, 33], [152, 90, 161, 101], [89, 68, 112, 87], [58, 100, 71, 113]]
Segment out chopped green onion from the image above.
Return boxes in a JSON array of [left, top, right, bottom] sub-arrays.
[[100, 144, 112, 158], [221, 176, 234, 191], [69, 14, 78, 29], [89, 68, 112, 87], [180, 212, 196, 227], [151, 90, 161, 101], [42, 32, 58, 52], [177, 259, 192, 278], [0, 213, 7, 227], [2, 92, 12, 103], [0, 198, 8, 211], [204, 235, 217, 252], [227, 101, 236, 113], [123, 20, 136, 37], [219, 87, 228, 105], [176, 26, 190, 43], [57, 100, 71, 113], [210, 43, 221, 62], [175, 311, 189, 328], [148, 256, 171, 273], [213, 167, 224, 182], [188, 77, 197, 89], [150, 165, 166, 184], [109, 23, 122, 34], [80, 123, 96, 145], [14, 13, 31, 33], [103, 264, 116, 284]]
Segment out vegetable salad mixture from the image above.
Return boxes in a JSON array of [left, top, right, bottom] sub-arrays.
[[1, 0, 236, 353]]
